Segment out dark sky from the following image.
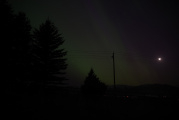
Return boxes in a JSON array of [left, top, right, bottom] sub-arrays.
[[9, 0, 179, 87]]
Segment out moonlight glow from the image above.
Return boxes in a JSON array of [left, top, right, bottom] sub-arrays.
[[158, 57, 162, 61]]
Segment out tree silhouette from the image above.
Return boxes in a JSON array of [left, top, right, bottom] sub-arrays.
[[33, 19, 67, 87], [12, 12, 32, 87], [81, 69, 107, 97], [1, 0, 32, 93], [2, 0, 14, 82]]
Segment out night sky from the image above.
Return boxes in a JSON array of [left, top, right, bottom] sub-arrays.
[[9, 0, 179, 87]]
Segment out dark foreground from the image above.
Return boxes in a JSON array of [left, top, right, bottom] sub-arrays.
[[5, 90, 179, 120]]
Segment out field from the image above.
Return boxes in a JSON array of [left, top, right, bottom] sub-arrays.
[[6, 89, 179, 120]]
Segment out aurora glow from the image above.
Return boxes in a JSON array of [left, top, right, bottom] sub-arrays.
[[9, 0, 179, 87]]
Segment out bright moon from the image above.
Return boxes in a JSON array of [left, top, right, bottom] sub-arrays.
[[158, 57, 162, 61]]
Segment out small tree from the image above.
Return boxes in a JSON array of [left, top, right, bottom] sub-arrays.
[[81, 69, 107, 97], [33, 19, 67, 86]]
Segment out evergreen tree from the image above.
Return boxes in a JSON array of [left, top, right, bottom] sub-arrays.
[[1, 0, 14, 76], [81, 69, 107, 97], [1, 0, 15, 97], [1, 1, 34, 100], [12, 12, 32, 86], [33, 19, 67, 86], [1, 1, 32, 90]]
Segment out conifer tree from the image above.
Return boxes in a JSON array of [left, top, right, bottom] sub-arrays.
[[81, 69, 107, 96], [33, 19, 67, 86], [1, 0, 32, 89], [12, 12, 32, 85], [2, 0, 15, 94]]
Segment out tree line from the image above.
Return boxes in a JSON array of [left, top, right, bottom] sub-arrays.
[[2, 0, 67, 95], [2, 0, 106, 97]]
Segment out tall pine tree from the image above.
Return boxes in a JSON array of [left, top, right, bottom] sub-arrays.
[[33, 19, 67, 86], [1, 0, 32, 91], [12, 12, 32, 85], [1, 0, 14, 80]]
